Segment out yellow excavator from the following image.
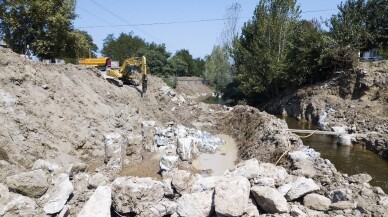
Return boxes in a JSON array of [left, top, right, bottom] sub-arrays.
[[106, 56, 148, 96]]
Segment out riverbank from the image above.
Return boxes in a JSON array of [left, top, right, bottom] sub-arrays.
[[263, 60, 388, 160], [283, 116, 388, 193]]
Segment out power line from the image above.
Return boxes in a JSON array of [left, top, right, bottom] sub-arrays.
[[78, 6, 124, 32], [90, 0, 130, 25], [89, 0, 161, 42], [76, 17, 249, 29], [76, 8, 338, 29], [301, 9, 337, 13]]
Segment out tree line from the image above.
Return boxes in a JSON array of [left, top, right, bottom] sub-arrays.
[[101, 33, 205, 77], [0, 0, 205, 77]]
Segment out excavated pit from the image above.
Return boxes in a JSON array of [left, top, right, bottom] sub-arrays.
[[192, 134, 238, 176]]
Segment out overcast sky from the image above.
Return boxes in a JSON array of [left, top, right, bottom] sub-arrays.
[[74, 0, 343, 59]]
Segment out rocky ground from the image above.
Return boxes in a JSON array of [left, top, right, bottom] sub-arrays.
[[263, 61, 388, 159], [0, 47, 387, 216]]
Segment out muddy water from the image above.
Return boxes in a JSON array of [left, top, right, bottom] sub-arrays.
[[192, 134, 238, 176], [282, 116, 388, 192], [201, 96, 234, 106]]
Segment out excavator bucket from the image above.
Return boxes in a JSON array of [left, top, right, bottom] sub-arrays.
[[142, 75, 148, 97]]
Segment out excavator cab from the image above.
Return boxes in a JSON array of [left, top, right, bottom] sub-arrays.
[[106, 56, 148, 97]]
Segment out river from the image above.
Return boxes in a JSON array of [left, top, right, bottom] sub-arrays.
[[283, 116, 388, 193], [202, 96, 388, 192]]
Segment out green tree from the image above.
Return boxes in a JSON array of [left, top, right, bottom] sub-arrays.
[[168, 55, 188, 77], [191, 58, 205, 77], [172, 49, 194, 76], [285, 20, 325, 86], [136, 42, 171, 76], [233, 0, 300, 98], [205, 46, 232, 92], [329, 0, 366, 50], [0, 0, 87, 59], [364, 0, 388, 50], [329, 0, 388, 51], [168, 49, 205, 77], [101, 32, 147, 65], [72, 30, 98, 58]]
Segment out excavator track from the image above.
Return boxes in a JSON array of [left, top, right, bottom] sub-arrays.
[[106, 77, 123, 87], [124, 79, 140, 86]]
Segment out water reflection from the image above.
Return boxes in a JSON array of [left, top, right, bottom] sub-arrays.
[[281, 116, 388, 193], [192, 134, 238, 176]]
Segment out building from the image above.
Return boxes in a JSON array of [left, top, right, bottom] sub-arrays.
[[360, 48, 383, 61], [0, 39, 7, 47]]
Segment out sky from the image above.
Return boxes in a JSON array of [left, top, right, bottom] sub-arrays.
[[74, 0, 343, 59]]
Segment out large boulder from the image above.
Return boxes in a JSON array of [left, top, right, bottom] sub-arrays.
[[224, 158, 260, 179], [6, 169, 49, 197], [77, 185, 112, 217], [143, 199, 177, 217], [87, 173, 109, 189], [288, 148, 320, 178], [0, 183, 10, 204], [176, 190, 214, 217], [160, 155, 179, 171], [42, 173, 74, 214], [290, 205, 307, 217], [225, 159, 288, 186], [254, 177, 275, 188], [214, 176, 250, 217], [0, 183, 38, 216], [32, 159, 60, 172], [66, 162, 87, 178], [0, 160, 22, 183], [329, 201, 357, 210], [348, 173, 372, 184], [254, 163, 288, 186], [191, 176, 222, 193], [142, 121, 157, 152], [251, 186, 289, 214], [244, 197, 260, 217], [171, 170, 199, 194], [277, 183, 293, 196], [111, 176, 165, 215], [104, 133, 123, 169], [286, 177, 320, 201], [378, 196, 388, 206], [303, 193, 331, 211], [177, 137, 198, 162]]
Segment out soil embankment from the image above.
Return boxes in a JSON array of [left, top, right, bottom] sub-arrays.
[[0, 47, 387, 216], [263, 61, 388, 159]]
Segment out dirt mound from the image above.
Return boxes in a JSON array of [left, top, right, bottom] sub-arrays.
[[221, 105, 303, 163], [0, 47, 180, 168], [175, 77, 213, 96]]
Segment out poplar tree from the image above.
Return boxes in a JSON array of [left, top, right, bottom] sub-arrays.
[[233, 0, 300, 98]]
